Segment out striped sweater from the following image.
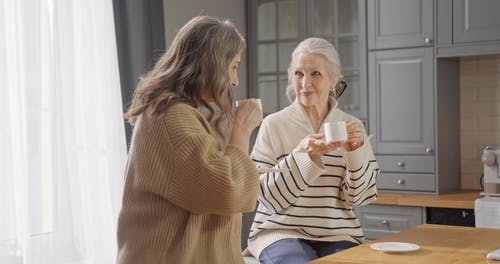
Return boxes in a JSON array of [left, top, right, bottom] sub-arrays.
[[246, 99, 379, 259], [116, 103, 260, 264]]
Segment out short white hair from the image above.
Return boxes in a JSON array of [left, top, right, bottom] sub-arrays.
[[286, 37, 342, 102]]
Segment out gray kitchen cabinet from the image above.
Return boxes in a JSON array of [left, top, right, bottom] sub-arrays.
[[368, 47, 437, 192], [366, 0, 463, 194], [437, 0, 500, 57], [247, 0, 368, 120], [453, 0, 500, 43], [367, 0, 434, 50], [377, 172, 435, 192], [355, 205, 424, 240], [368, 47, 435, 155], [376, 155, 434, 173], [367, 48, 461, 193], [376, 155, 435, 191]]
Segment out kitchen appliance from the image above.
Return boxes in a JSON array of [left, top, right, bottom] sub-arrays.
[[475, 197, 500, 228], [475, 146, 500, 229], [480, 146, 500, 196]]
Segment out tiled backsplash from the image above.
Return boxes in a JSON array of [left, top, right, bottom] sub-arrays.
[[460, 54, 500, 190]]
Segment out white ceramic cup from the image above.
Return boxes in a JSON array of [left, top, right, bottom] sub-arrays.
[[324, 121, 347, 143], [236, 98, 262, 110], [255, 98, 262, 110]]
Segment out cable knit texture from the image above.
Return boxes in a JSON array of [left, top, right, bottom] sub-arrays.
[[245, 99, 380, 259], [117, 103, 259, 264]]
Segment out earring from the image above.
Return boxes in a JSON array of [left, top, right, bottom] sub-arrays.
[[329, 87, 336, 97], [334, 80, 347, 98]]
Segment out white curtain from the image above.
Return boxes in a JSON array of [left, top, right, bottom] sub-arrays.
[[0, 0, 128, 263]]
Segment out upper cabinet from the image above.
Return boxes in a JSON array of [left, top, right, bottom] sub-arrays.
[[366, 0, 462, 194], [437, 0, 500, 57], [368, 47, 435, 155], [247, 0, 368, 120], [367, 0, 434, 50], [453, 0, 500, 43]]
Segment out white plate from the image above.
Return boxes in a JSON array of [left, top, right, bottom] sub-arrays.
[[370, 242, 420, 253]]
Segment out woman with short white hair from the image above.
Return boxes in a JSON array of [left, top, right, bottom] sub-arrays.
[[245, 37, 380, 264]]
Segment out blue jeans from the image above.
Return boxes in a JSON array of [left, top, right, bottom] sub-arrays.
[[259, 238, 358, 264]]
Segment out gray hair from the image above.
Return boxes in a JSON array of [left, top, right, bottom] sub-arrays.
[[125, 16, 245, 143], [286, 37, 342, 102]]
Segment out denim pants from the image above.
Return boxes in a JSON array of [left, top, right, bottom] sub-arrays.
[[259, 238, 358, 264]]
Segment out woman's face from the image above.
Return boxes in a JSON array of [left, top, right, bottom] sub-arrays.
[[202, 52, 241, 102], [292, 52, 337, 108], [229, 52, 242, 88]]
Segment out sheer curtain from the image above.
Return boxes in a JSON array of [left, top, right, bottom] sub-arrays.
[[0, 0, 127, 263]]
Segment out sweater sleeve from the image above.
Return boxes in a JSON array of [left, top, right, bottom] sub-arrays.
[[250, 118, 326, 214], [340, 136, 380, 206], [166, 133, 260, 215], [130, 105, 260, 216]]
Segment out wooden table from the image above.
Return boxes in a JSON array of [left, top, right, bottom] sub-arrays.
[[309, 224, 500, 264]]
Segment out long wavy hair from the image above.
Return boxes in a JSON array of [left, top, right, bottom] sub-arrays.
[[125, 16, 245, 140]]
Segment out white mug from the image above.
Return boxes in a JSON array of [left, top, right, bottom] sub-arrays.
[[236, 98, 262, 110], [324, 121, 347, 143]]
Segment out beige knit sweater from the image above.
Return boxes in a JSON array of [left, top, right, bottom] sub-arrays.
[[116, 103, 259, 264]]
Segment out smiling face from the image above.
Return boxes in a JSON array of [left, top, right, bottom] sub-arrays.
[[291, 52, 337, 110]]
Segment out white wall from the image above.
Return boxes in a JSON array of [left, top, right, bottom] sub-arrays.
[[163, 0, 248, 100]]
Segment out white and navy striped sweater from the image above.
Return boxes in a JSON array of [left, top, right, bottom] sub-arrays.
[[246, 99, 379, 259]]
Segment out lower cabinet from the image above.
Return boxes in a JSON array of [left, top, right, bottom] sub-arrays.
[[375, 155, 435, 192], [377, 173, 435, 192], [355, 205, 424, 241]]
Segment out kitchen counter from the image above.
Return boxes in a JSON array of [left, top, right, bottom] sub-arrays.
[[308, 224, 500, 264], [373, 190, 481, 209]]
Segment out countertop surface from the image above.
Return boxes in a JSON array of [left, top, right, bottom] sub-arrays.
[[373, 190, 482, 209], [308, 224, 500, 264]]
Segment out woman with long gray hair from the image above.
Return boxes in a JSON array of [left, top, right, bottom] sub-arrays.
[[116, 16, 262, 264]]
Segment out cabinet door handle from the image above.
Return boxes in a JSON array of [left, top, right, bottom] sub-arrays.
[[397, 161, 405, 167], [397, 179, 405, 185], [381, 220, 388, 225], [425, 147, 433, 153], [424, 37, 433, 44]]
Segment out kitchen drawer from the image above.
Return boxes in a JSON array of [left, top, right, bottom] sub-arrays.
[[377, 172, 435, 192], [377, 155, 435, 173], [356, 204, 423, 240]]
